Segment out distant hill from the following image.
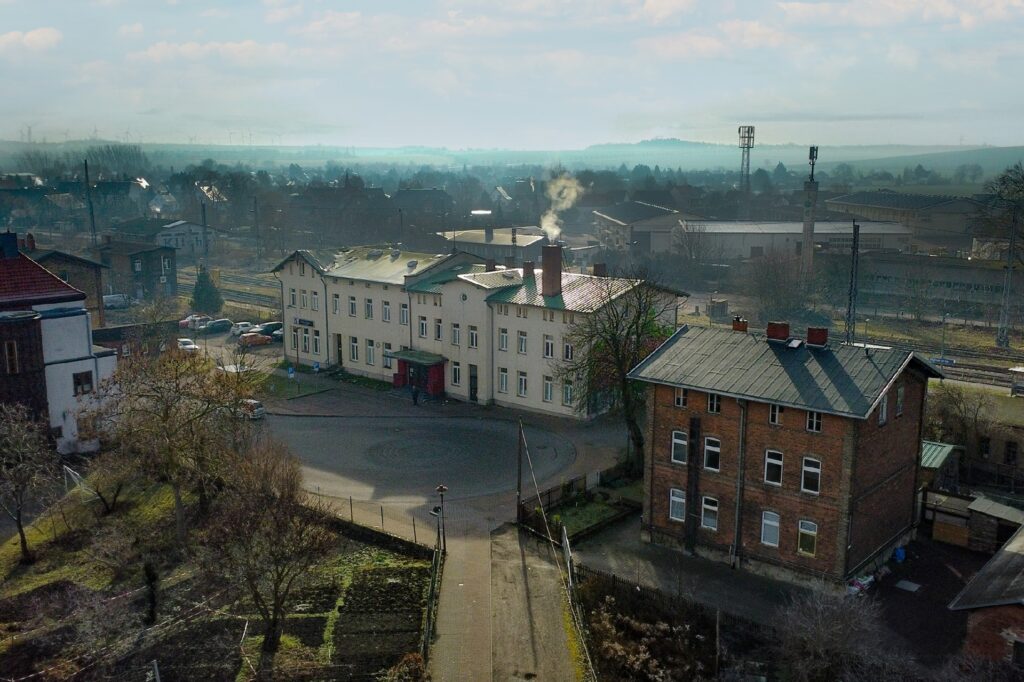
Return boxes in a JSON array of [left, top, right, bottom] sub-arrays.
[[821, 146, 1024, 174]]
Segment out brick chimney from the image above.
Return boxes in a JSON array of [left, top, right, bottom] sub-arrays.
[[522, 261, 535, 279], [807, 327, 829, 347], [541, 244, 562, 297], [485, 258, 496, 271], [25, 233, 35, 252], [766, 321, 790, 342], [731, 316, 748, 332], [592, 263, 607, 277], [1, 231, 18, 259]]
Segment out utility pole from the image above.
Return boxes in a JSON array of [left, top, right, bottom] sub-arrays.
[[83, 160, 97, 246], [844, 220, 861, 345], [996, 204, 1019, 348], [252, 197, 261, 269], [516, 421, 524, 523], [200, 201, 209, 260]]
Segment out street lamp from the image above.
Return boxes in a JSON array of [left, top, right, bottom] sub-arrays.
[[429, 506, 442, 551], [435, 484, 448, 553]]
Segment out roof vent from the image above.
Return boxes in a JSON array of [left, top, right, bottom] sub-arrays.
[[407, 260, 418, 269], [787, 338, 804, 349], [501, 271, 515, 280]]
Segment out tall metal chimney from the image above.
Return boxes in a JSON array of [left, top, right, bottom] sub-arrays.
[[801, 146, 819, 280], [541, 244, 562, 297]]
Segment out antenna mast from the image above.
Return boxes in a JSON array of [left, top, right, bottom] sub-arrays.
[[83, 160, 97, 247], [738, 125, 755, 219], [844, 220, 861, 345], [801, 146, 819, 280]]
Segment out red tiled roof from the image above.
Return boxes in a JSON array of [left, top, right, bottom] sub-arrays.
[[0, 253, 86, 307]]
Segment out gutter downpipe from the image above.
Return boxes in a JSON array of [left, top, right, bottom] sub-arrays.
[[731, 398, 748, 568], [322, 273, 330, 366]]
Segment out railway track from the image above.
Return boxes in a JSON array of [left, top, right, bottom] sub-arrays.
[[176, 283, 277, 308]]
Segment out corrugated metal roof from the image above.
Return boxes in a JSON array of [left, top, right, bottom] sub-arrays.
[[686, 220, 910, 235], [459, 270, 522, 290], [827, 190, 976, 211], [920, 440, 958, 470], [406, 262, 488, 294], [593, 201, 677, 226], [629, 325, 941, 419], [485, 270, 638, 312], [967, 497, 1024, 525], [949, 525, 1024, 610], [271, 247, 451, 285], [439, 228, 546, 247]]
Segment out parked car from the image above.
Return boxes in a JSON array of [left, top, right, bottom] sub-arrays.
[[103, 294, 133, 309], [199, 318, 233, 334], [231, 321, 256, 337], [271, 329, 284, 343], [234, 399, 266, 420], [253, 321, 283, 336], [238, 332, 273, 347], [177, 338, 200, 353], [180, 314, 211, 330]]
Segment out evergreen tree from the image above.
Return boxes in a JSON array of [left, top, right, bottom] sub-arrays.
[[190, 266, 223, 315]]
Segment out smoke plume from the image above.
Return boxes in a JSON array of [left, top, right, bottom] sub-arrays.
[[540, 173, 584, 242]]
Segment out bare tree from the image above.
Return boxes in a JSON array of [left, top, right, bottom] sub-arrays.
[[0, 403, 55, 563], [556, 271, 678, 469], [672, 220, 712, 265], [924, 382, 999, 456], [201, 440, 334, 674]]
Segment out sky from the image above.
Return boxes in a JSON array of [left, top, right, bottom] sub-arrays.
[[2, 0, 1024, 150]]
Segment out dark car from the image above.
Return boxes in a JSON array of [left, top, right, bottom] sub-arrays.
[[253, 321, 283, 336], [199, 318, 233, 334]]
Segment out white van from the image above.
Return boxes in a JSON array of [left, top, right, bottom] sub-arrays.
[[103, 294, 132, 309]]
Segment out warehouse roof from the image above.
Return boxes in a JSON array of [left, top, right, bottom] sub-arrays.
[[593, 201, 677, 226], [949, 525, 1024, 610], [438, 227, 546, 247], [629, 325, 942, 419], [682, 220, 910, 235], [827, 190, 978, 212]]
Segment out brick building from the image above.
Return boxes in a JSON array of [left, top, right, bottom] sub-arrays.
[[18, 234, 108, 327], [629, 321, 942, 585], [91, 237, 177, 301]]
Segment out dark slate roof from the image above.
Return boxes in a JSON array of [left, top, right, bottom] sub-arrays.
[[826, 190, 977, 211], [29, 250, 108, 269], [593, 201, 677, 226], [629, 325, 942, 419], [949, 525, 1024, 610], [405, 262, 488, 294], [96, 239, 174, 256], [109, 217, 172, 239]]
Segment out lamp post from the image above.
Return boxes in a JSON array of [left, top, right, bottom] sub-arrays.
[[435, 484, 448, 553], [941, 311, 949, 361], [429, 506, 442, 551]]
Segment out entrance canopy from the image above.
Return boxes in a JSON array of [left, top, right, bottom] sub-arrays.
[[385, 348, 445, 366]]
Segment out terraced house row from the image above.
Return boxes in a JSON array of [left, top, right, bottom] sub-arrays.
[[272, 243, 680, 418], [631, 320, 943, 585]]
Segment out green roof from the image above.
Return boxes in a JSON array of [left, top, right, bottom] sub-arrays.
[[271, 247, 451, 285], [920, 440, 958, 470], [485, 271, 638, 313], [406, 262, 488, 294], [629, 325, 943, 419], [459, 270, 523, 290]]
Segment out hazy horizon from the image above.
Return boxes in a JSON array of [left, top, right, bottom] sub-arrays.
[[3, 1, 1024, 150]]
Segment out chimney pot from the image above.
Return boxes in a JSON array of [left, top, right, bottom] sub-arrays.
[[523, 261, 535, 279], [485, 258, 496, 272], [731, 316, 748, 333], [807, 327, 829, 347], [17, 237, 25, 249], [592, 262, 607, 277], [26, 233, 35, 252], [766, 321, 790, 341], [541, 244, 562, 297]]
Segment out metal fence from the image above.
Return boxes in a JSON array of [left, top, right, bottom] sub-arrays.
[[420, 545, 444, 664], [518, 461, 635, 519]]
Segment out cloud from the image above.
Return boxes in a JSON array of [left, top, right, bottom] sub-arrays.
[[718, 20, 790, 48], [635, 0, 697, 23], [118, 23, 144, 37], [777, 1, 989, 29], [0, 27, 63, 52], [133, 40, 293, 65], [638, 31, 725, 59], [293, 10, 362, 38], [264, 1, 303, 24], [200, 8, 229, 18], [885, 44, 919, 69]]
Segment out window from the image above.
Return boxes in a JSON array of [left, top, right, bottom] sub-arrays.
[[562, 312, 575, 324], [289, 288, 296, 307], [517, 371, 527, 397], [704, 437, 721, 471], [469, 325, 478, 348], [418, 316, 427, 338], [764, 450, 783, 486], [434, 319, 442, 341], [452, 362, 461, 386], [674, 388, 688, 408], [701, 497, 718, 530], [543, 309, 555, 322], [300, 290, 308, 309], [517, 331, 527, 354], [72, 371, 94, 396], [981, 437, 992, 458], [3, 340, 17, 375], [383, 343, 393, 369], [349, 336, 359, 362], [878, 393, 888, 426], [669, 489, 686, 522], [348, 296, 357, 317], [366, 339, 375, 366], [562, 379, 574, 406], [708, 393, 721, 414], [313, 330, 321, 355], [801, 457, 821, 494], [161, 256, 171, 272], [499, 367, 508, 393], [797, 520, 818, 556], [896, 383, 905, 417], [363, 298, 372, 320], [301, 329, 310, 353], [497, 304, 508, 315], [133, 259, 142, 272], [543, 376, 553, 402], [332, 293, 340, 314], [451, 323, 461, 346], [543, 334, 554, 358], [311, 291, 319, 311], [300, 261, 305, 276], [671, 431, 688, 464], [806, 411, 822, 433], [769, 404, 784, 425], [1006, 441, 1019, 466], [499, 328, 508, 351], [761, 511, 780, 547], [516, 305, 527, 318], [563, 341, 574, 361], [382, 300, 391, 322], [400, 303, 409, 325], [291, 328, 298, 349]]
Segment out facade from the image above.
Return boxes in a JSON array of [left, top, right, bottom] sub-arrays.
[[630, 321, 941, 585], [157, 220, 216, 257], [593, 201, 680, 253], [826, 190, 983, 251], [23, 241, 108, 327], [0, 231, 116, 453], [675, 220, 911, 260], [91, 237, 177, 301], [273, 244, 679, 418]]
